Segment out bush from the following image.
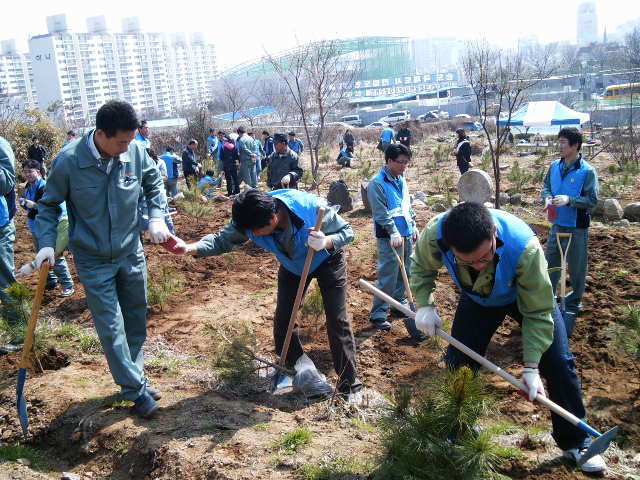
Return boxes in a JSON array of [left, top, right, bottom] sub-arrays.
[[376, 367, 511, 480], [301, 282, 324, 320], [507, 158, 531, 194], [208, 321, 257, 386], [271, 428, 312, 452], [0, 282, 33, 344], [617, 304, 640, 374], [148, 265, 184, 308]]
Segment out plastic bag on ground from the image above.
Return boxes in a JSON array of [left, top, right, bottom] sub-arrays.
[[293, 354, 333, 400]]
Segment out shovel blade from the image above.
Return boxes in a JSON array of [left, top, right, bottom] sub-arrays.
[[16, 368, 28, 437], [578, 426, 619, 466]]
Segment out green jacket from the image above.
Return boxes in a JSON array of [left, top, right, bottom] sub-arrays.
[[36, 131, 165, 261], [410, 213, 555, 364]]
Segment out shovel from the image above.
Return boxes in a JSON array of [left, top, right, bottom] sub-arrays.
[[271, 207, 325, 393], [358, 278, 619, 465], [16, 260, 49, 437], [389, 239, 425, 340], [556, 232, 572, 315]]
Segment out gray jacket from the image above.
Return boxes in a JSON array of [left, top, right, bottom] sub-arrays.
[[237, 134, 257, 162], [266, 148, 303, 189]]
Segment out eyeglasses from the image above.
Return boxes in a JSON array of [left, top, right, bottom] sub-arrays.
[[455, 239, 496, 267], [391, 158, 410, 165]]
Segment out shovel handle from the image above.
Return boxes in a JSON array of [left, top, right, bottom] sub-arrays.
[[390, 239, 414, 305], [19, 261, 49, 370], [358, 278, 602, 436], [277, 207, 325, 369]]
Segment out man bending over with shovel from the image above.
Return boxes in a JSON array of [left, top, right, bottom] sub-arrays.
[[410, 202, 606, 473], [179, 189, 363, 402]]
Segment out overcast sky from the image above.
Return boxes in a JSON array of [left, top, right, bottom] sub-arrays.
[[2, 0, 638, 70]]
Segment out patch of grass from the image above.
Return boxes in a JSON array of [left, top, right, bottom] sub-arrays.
[[54, 322, 82, 339], [616, 304, 640, 374], [112, 440, 127, 457], [251, 422, 269, 432], [301, 281, 324, 320], [484, 421, 519, 435], [146, 351, 181, 374], [299, 456, 374, 480], [148, 265, 184, 309], [111, 399, 134, 408], [250, 286, 276, 299], [612, 269, 629, 281], [271, 428, 312, 452], [72, 376, 90, 387], [351, 417, 378, 433], [527, 424, 547, 435], [79, 332, 102, 353], [0, 444, 43, 469]]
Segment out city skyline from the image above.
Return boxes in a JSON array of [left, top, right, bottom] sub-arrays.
[[1, 0, 638, 70]]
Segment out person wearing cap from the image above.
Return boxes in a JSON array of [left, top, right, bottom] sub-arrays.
[[287, 132, 304, 155], [452, 128, 471, 174], [267, 133, 303, 190], [541, 127, 599, 338], [410, 201, 606, 473], [178, 188, 363, 402], [367, 144, 422, 339]]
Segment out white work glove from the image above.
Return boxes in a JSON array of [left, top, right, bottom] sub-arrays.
[[412, 228, 419, 243], [16, 262, 36, 277], [308, 230, 329, 251], [552, 195, 570, 206], [148, 217, 170, 244], [35, 247, 55, 269], [544, 196, 553, 208], [522, 367, 546, 402], [415, 306, 442, 337], [23, 199, 36, 209], [389, 232, 403, 247], [281, 174, 291, 188]]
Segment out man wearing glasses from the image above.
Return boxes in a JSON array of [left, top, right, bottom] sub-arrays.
[[366, 144, 423, 339], [409, 202, 605, 473]]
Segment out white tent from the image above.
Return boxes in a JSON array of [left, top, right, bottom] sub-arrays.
[[498, 101, 590, 127]]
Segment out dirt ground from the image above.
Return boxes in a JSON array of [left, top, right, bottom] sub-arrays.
[[1, 134, 639, 479]]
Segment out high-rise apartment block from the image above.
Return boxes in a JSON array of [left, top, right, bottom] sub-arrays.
[[25, 14, 216, 124], [0, 39, 38, 109], [577, 2, 598, 46]]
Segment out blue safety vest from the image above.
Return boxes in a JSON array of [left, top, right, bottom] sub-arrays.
[[247, 190, 329, 276], [380, 128, 394, 143], [134, 132, 151, 149], [549, 156, 593, 228], [160, 152, 178, 179], [437, 209, 534, 307], [288, 138, 303, 154], [371, 168, 413, 237], [25, 177, 67, 232], [207, 135, 218, 155]]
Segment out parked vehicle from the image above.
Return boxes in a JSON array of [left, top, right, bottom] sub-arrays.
[[418, 110, 440, 121], [462, 121, 483, 131], [340, 114, 363, 127], [379, 110, 411, 124], [366, 121, 389, 128], [454, 113, 472, 119]]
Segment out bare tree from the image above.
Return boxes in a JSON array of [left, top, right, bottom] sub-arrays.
[[212, 76, 252, 125], [267, 40, 359, 190], [461, 40, 558, 208], [256, 78, 296, 125]]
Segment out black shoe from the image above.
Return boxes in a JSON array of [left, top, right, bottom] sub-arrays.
[[370, 318, 391, 330], [403, 317, 427, 341], [45, 281, 58, 291]]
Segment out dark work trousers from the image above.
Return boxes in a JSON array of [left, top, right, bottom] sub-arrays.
[[223, 165, 240, 195], [445, 294, 589, 451], [457, 158, 470, 174], [273, 250, 362, 394]]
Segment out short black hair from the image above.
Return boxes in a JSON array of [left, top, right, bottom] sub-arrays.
[[456, 128, 466, 136], [274, 133, 287, 144], [288, 131, 296, 136], [558, 127, 582, 151], [96, 100, 139, 138], [66, 130, 75, 136], [146, 148, 158, 160], [248, 132, 254, 137], [188, 139, 198, 146], [232, 189, 277, 231], [139, 120, 148, 129], [31, 136, 38, 141], [237, 126, 246, 135], [384, 143, 411, 163], [205, 169, 215, 177], [24, 159, 41, 171], [442, 202, 494, 253], [262, 130, 270, 136], [209, 128, 214, 133], [218, 130, 225, 135], [165, 146, 174, 152]]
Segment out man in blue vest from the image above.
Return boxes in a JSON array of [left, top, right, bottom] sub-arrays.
[[367, 144, 423, 339], [410, 202, 606, 473], [541, 127, 598, 338], [287, 132, 304, 155], [379, 125, 395, 152], [35, 101, 170, 418], [134, 120, 151, 149], [262, 131, 275, 169], [0, 136, 18, 325], [179, 189, 362, 402], [159, 147, 180, 197]]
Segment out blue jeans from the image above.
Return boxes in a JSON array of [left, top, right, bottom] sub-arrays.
[[31, 232, 74, 289], [445, 294, 590, 451], [370, 237, 412, 321], [239, 159, 258, 188], [545, 225, 589, 336], [75, 247, 149, 401], [0, 221, 18, 323]]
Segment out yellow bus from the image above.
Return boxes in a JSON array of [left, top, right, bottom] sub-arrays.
[[601, 83, 640, 99]]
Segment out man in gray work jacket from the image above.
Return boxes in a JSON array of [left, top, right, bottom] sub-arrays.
[[266, 133, 303, 190], [34, 101, 171, 418]]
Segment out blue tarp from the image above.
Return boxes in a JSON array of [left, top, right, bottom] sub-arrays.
[[215, 106, 277, 121], [497, 101, 589, 127]]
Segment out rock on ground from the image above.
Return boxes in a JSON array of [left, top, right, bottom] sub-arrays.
[[360, 181, 371, 211], [327, 180, 353, 212], [603, 198, 623, 220], [623, 202, 640, 221]]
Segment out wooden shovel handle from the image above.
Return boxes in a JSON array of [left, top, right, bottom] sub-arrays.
[[390, 239, 414, 304], [278, 207, 326, 369], [19, 261, 49, 369]]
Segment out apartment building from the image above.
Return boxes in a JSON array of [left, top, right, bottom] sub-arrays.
[[0, 39, 37, 109], [28, 14, 217, 124]]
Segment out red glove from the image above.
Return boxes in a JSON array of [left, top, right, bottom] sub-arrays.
[[160, 234, 186, 254]]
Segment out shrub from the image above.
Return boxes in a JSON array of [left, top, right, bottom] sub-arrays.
[[0, 282, 33, 344], [376, 367, 511, 480], [617, 304, 640, 375], [147, 265, 184, 309], [271, 428, 312, 452], [301, 282, 324, 320], [208, 321, 257, 386], [507, 158, 531, 194]]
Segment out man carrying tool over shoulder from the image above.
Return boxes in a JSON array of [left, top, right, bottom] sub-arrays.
[[367, 143, 423, 340], [178, 188, 363, 402], [410, 202, 606, 473], [541, 127, 598, 338], [34, 100, 171, 418]]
